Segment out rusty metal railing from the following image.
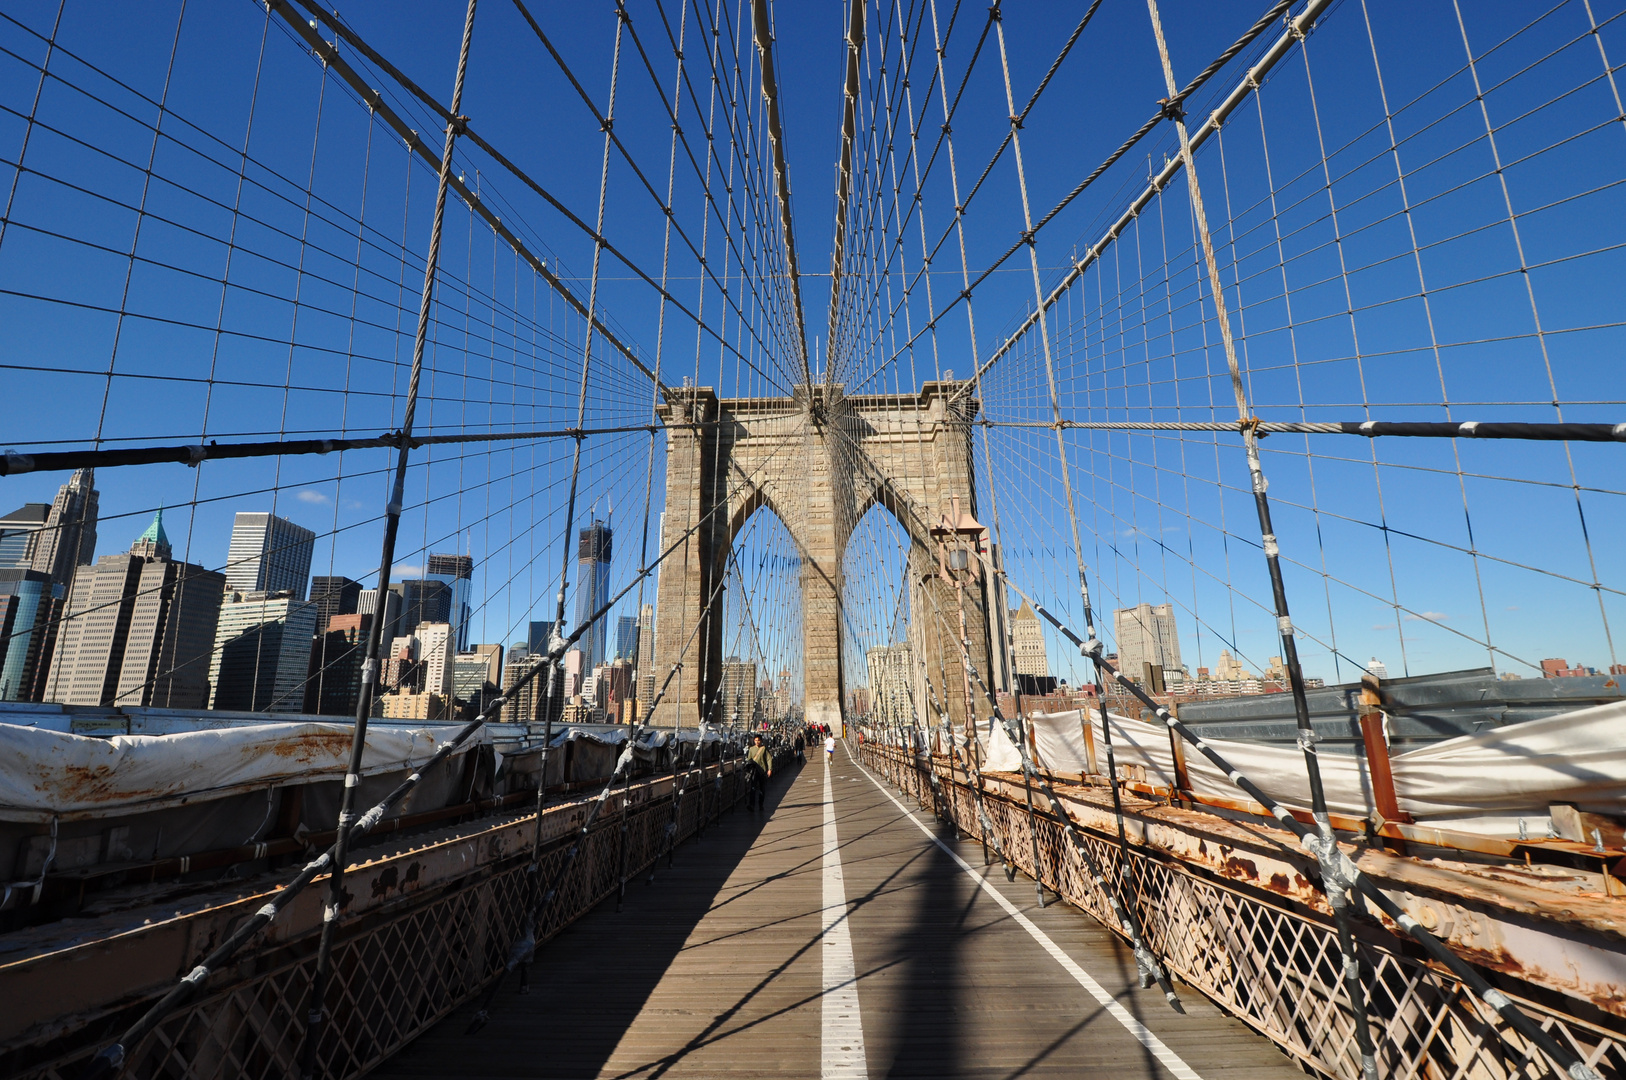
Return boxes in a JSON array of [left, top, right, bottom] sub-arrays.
[[860, 742, 1626, 1080], [2, 761, 751, 1080]]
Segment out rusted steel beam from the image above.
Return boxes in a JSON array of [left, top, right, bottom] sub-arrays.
[[0, 764, 741, 1060], [869, 745, 1626, 1022]]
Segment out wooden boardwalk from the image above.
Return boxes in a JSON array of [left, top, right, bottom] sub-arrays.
[[377, 741, 1306, 1079]]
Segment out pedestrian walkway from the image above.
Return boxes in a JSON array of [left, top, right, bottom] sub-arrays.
[[378, 740, 1305, 1078]]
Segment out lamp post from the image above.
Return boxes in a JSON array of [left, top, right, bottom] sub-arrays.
[[929, 495, 988, 782]]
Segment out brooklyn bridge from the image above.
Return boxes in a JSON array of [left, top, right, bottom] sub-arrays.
[[0, 1, 1623, 1077]]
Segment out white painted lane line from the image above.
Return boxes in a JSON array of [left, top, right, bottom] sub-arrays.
[[823, 753, 868, 1079], [849, 746, 1204, 1080]]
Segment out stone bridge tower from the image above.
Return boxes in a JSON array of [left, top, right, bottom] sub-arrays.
[[650, 380, 1001, 735]]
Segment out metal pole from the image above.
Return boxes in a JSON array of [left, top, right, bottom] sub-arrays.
[[301, 4, 478, 1075], [1142, 0, 1377, 1071]]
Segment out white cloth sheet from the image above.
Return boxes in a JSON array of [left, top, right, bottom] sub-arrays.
[[972, 699, 1626, 837], [0, 721, 485, 820]]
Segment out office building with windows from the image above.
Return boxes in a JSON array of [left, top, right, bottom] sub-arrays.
[[224, 512, 315, 600], [574, 520, 612, 672], [46, 510, 223, 708], [426, 553, 475, 652], [209, 589, 319, 712]]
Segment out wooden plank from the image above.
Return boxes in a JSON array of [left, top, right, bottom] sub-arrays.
[[374, 749, 1307, 1078]]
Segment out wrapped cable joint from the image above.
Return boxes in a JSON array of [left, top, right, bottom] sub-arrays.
[[353, 804, 386, 834], [1133, 942, 1162, 989], [1296, 728, 1320, 753], [505, 929, 537, 971], [1303, 830, 1361, 909], [1080, 638, 1103, 658]]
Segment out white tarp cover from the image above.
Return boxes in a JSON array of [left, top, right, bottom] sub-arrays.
[[976, 699, 1626, 837], [0, 721, 485, 821]]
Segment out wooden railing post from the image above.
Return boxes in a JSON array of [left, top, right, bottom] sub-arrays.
[[1080, 709, 1099, 777], [1358, 674, 1410, 852], [1166, 702, 1190, 804]]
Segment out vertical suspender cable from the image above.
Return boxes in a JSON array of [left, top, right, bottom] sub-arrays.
[[301, 4, 479, 1076], [1142, 0, 1375, 1070], [989, 2, 1180, 1011]]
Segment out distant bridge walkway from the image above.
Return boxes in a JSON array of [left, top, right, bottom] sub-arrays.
[[378, 741, 1301, 1079]]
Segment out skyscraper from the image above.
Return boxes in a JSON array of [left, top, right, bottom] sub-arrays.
[[1010, 600, 1049, 678], [528, 620, 554, 657], [305, 611, 372, 716], [417, 622, 454, 697], [720, 656, 759, 726], [46, 509, 224, 708], [635, 604, 655, 712], [616, 614, 637, 660], [0, 503, 51, 570], [209, 589, 319, 712], [575, 519, 611, 672], [500, 652, 546, 725], [426, 553, 475, 652], [357, 586, 402, 643], [224, 512, 315, 600], [310, 575, 361, 632], [0, 568, 52, 701], [31, 468, 98, 593], [1114, 602, 1182, 684], [866, 643, 915, 728], [396, 578, 453, 641]]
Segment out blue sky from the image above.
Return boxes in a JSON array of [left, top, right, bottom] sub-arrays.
[[1, 0, 1621, 685]]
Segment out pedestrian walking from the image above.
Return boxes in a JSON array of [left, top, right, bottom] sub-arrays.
[[824, 733, 836, 763], [746, 734, 772, 812], [793, 731, 806, 765]]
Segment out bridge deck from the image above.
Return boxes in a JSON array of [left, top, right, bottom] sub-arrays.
[[377, 742, 1304, 1079]]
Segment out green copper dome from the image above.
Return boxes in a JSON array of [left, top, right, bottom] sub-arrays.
[[136, 507, 169, 548]]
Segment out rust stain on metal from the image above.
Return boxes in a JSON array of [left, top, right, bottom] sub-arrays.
[[1268, 872, 1291, 894], [371, 867, 400, 899], [55, 763, 162, 804], [1222, 855, 1259, 882], [268, 731, 354, 764]]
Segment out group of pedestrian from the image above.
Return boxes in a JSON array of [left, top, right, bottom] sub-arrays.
[[743, 722, 839, 813]]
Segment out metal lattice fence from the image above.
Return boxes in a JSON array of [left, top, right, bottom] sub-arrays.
[[4, 762, 750, 1080], [862, 744, 1625, 1080]]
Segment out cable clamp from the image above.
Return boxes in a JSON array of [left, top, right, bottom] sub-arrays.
[[1239, 414, 1266, 439], [600, 117, 614, 133], [1009, 114, 1022, 130], [1287, 16, 1307, 42], [1303, 829, 1359, 898], [1020, 229, 1036, 246], [1080, 638, 1103, 659], [1132, 942, 1163, 989], [1157, 96, 1185, 122], [450, 115, 470, 136], [186, 445, 208, 465]]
